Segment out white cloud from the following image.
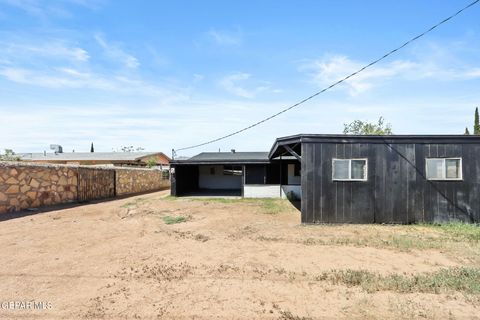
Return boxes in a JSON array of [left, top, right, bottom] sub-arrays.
[[206, 29, 242, 46], [219, 72, 276, 98], [0, 66, 187, 102], [302, 55, 417, 96], [302, 52, 480, 96], [0, 0, 103, 18], [193, 74, 204, 82], [1, 41, 90, 62], [94, 33, 139, 69]]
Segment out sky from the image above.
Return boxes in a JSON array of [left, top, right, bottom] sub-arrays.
[[0, 0, 479, 157]]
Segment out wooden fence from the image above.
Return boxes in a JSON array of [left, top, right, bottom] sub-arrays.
[[77, 168, 116, 202]]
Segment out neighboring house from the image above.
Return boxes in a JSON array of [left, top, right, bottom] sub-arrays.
[[19, 152, 171, 169], [171, 134, 480, 224]]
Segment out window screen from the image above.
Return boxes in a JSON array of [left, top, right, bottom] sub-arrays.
[[332, 159, 367, 181], [426, 158, 462, 180]]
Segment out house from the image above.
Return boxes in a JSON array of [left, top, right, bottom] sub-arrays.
[[171, 134, 480, 224], [19, 152, 171, 169]]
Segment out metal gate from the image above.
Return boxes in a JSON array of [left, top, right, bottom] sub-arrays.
[[77, 168, 116, 202]]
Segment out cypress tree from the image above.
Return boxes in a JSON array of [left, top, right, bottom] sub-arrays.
[[90, 142, 94, 153], [475, 107, 480, 135], [465, 127, 470, 135]]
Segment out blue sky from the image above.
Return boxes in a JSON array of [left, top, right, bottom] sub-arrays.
[[0, 0, 479, 156]]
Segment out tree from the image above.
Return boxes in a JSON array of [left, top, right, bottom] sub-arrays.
[[343, 117, 393, 135], [0, 149, 21, 161], [90, 142, 94, 153], [465, 127, 471, 135], [121, 146, 145, 152], [146, 158, 157, 168], [474, 107, 480, 135]]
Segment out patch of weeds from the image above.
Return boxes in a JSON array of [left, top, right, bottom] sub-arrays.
[[120, 201, 137, 208], [278, 310, 312, 320], [117, 261, 194, 282], [260, 198, 287, 214], [188, 197, 241, 204], [162, 216, 186, 225], [433, 222, 480, 242], [120, 197, 148, 208], [194, 234, 209, 242], [318, 267, 480, 294], [256, 235, 284, 242]]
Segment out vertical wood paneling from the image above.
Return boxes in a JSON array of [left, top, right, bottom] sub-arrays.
[[78, 168, 115, 202], [301, 141, 479, 224]]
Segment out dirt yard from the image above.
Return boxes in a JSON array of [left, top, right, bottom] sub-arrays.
[[0, 191, 479, 319]]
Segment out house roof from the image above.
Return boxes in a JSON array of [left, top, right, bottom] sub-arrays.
[[269, 134, 480, 159], [18, 152, 170, 163], [171, 152, 270, 165]]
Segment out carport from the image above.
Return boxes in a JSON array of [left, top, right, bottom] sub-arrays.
[[170, 151, 271, 197]]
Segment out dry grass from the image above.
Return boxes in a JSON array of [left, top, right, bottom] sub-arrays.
[[316, 267, 480, 294], [2, 191, 480, 319]]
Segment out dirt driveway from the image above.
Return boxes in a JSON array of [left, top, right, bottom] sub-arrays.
[[0, 191, 479, 319]]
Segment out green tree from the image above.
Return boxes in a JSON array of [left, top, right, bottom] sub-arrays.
[[343, 117, 393, 135], [90, 142, 94, 153], [146, 158, 157, 168], [465, 127, 471, 135], [0, 149, 21, 161], [474, 107, 480, 135]]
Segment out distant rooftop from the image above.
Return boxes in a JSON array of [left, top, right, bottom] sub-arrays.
[[172, 152, 270, 164], [18, 152, 169, 162]]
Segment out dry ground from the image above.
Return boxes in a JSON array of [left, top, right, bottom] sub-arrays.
[[0, 190, 479, 319]]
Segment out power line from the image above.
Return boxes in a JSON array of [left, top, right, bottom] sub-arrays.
[[175, 0, 479, 153]]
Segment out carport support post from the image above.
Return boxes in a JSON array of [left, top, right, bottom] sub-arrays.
[[279, 155, 282, 198], [242, 165, 246, 197]]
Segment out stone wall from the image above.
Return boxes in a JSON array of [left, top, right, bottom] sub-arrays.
[[116, 168, 170, 196], [0, 162, 170, 214], [0, 162, 77, 213]]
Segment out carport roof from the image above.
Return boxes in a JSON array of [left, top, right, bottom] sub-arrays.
[[172, 152, 270, 165]]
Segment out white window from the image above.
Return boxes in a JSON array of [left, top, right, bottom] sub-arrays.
[[332, 159, 367, 181], [426, 158, 462, 180]]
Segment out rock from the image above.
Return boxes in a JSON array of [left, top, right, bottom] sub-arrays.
[[5, 185, 19, 194], [0, 205, 7, 213], [29, 179, 40, 188], [5, 177, 18, 184], [10, 198, 19, 207], [9, 168, 18, 176], [0, 192, 7, 202], [26, 191, 37, 200], [17, 172, 26, 181], [20, 185, 30, 193], [58, 176, 68, 185]]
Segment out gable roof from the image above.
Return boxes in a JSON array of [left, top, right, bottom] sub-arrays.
[[172, 152, 270, 165], [18, 152, 170, 162]]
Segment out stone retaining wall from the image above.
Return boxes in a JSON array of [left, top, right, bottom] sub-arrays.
[[116, 168, 169, 196], [0, 162, 170, 214]]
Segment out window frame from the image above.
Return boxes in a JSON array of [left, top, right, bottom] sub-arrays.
[[425, 157, 463, 181], [332, 158, 368, 182]]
